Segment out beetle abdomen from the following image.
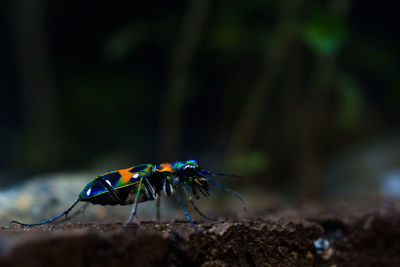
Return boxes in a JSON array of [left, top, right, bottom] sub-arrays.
[[81, 183, 154, 206]]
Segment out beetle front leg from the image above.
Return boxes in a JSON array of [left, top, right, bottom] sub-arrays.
[[176, 191, 199, 232], [182, 186, 216, 221]]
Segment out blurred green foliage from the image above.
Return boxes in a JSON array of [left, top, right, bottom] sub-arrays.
[[228, 150, 270, 174], [302, 11, 348, 55]]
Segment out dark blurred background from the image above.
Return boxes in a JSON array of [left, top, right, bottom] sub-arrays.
[[1, 0, 400, 210]]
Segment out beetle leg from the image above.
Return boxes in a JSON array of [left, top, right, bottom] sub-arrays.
[[10, 198, 81, 226], [144, 178, 156, 200], [199, 174, 247, 212], [192, 186, 200, 199], [125, 177, 144, 225], [169, 182, 174, 195], [175, 190, 199, 232], [182, 186, 216, 221], [198, 186, 209, 197], [144, 187, 150, 200], [164, 179, 173, 196], [67, 202, 90, 221], [162, 180, 168, 196], [155, 194, 160, 221]]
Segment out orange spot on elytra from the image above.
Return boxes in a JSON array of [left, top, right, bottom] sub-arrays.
[[158, 163, 173, 172], [118, 168, 134, 184]]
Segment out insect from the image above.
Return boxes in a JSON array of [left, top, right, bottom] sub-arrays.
[[10, 159, 246, 231]]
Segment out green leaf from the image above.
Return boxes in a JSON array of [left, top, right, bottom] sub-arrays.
[[302, 11, 348, 55]]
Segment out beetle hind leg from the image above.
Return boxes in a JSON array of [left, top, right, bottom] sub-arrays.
[[67, 202, 90, 221], [10, 199, 81, 226]]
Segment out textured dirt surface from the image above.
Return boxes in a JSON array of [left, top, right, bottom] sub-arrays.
[[0, 200, 400, 267]]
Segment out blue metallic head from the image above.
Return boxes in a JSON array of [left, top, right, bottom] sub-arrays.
[[173, 159, 200, 179]]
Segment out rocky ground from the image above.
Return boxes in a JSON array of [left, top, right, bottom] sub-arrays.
[[0, 200, 399, 267]]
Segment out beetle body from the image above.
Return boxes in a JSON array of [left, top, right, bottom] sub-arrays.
[[11, 159, 245, 231], [80, 160, 209, 206], [80, 164, 159, 206]]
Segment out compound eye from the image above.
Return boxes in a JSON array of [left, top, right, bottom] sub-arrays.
[[183, 165, 196, 176]]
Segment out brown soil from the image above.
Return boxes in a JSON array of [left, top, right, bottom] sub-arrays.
[[1, 201, 400, 267]]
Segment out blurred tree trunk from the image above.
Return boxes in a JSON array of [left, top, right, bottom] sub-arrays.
[[159, 0, 211, 160], [10, 0, 58, 171], [298, 56, 335, 200], [225, 0, 304, 162], [298, 0, 352, 200]]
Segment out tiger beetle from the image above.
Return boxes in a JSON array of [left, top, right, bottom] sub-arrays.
[[10, 159, 247, 231]]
